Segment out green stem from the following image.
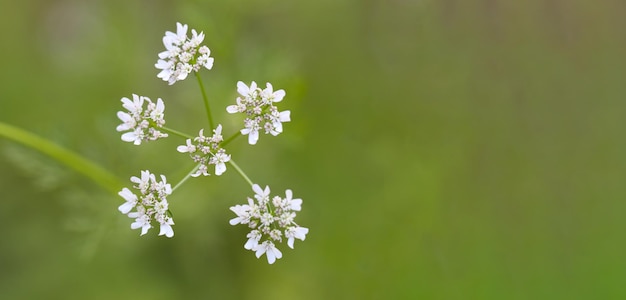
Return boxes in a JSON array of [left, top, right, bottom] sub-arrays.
[[228, 159, 253, 187], [221, 131, 241, 147], [172, 163, 201, 192], [160, 126, 194, 140], [0, 122, 123, 195], [195, 72, 215, 130]]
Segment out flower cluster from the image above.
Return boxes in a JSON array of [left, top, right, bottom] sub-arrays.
[[116, 94, 168, 145], [155, 22, 214, 85], [177, 124, 231, 177], [114, 22, 307, 261], [229, 184, 309, 264], [118, 170, 175, 238], [227, 81, 291, 145]]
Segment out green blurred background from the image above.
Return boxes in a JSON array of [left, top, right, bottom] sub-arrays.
[[1, 0, 625, 299]]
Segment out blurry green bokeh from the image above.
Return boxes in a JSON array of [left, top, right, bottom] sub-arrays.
[[1, 0, 625, 299]]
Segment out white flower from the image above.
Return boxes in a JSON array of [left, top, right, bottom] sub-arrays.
[[261, 83, 286, 103], [154, 199, 169, 214], [226, 97, 246, 114], [153, 174, 172, 197], [155, 22, 214, 85], [191, 164, 210, 177], [253, 184, 270, 204], [131, 170, 152, 193], [164, 22, 187, 47], [245, 230, 261, 250], [237, 81, 258, 98], [285, 226, 309, 249], [157, 216, 175, 238], [229, 184, 308, 264], [120, 127, 143, 145], [241, 118, 260, 145], [177, 125, 231, 176], [229, 203, 251, 225], [116, 111, 136, 132], [255, 240, 283, 264], [176, 139, 196, 153], [116, 94, 168, 145], [130, 214, 152, 236], [117, 188, 137, 214], [260, 212, 274, 227], [268, 110, 291, 136], [118, 170, 175, 238], [210, 124, 223, 143], [283, 189, 302, 211], [269, 229, 283, 241], [227, 81, 291, 145], [121, 94, 144, 115], [210, 149, 231, 175], [149, 99, 166, 126]]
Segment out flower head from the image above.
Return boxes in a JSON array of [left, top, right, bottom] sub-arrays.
[[226, 81, 291, 145], [156, 22, 214, 85], [118, 170, 175, 238], [176, 125, 231, 177], [116, 94, 168, 145], [229, 184, 308, 264]]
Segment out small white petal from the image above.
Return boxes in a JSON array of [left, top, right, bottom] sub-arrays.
[[266, 250, 276, 264], [290, 199, 303, 211], [140, 224, 151, 236], [237, 81, 249, 96], [215, 162, 226, 176], [273, 89, 286, 102], [121, 131, 139, 143], [271, 246, 283, 259], [118, 187, 136, 201], [214, 124, 222, 135], [204, 57, 214, 69], [255, 245, 267, 259], [159, 222, 174, 238], [118, 201, 135, 214], [176, 145, 189, 153], [252, 184, 264, 196], [248, 130, 259, 145], [116, 111, 132, 122], [226, 105, 239, 114], [280, 110, 291, 122], [244, 239, 257, 250]]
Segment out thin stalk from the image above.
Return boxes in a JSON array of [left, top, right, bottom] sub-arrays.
[[228, 159, 253, 187], [195, 72, 215, 130], [160, 126, 194, 140], [221, 131, 241, 147], [0, 122, 123, 195], [172, 163, 201, 192]]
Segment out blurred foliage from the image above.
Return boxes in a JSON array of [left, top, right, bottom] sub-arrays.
[[1, 0, 625, 299]]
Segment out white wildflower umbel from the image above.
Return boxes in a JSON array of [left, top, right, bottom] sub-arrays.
[[116, 94, 168, 145], [177, 124, 231, 177], [226, 81, 291, 145], [118, 170, 175, 238], [155, 22, 214, 85], [229, 184, 308, 264]]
